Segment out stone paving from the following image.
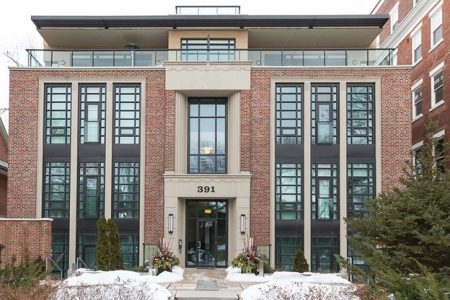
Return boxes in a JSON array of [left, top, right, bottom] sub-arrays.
[[167, 268, 256, 299]]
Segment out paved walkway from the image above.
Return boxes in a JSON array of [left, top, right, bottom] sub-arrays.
[[165, 268, 256, 299]]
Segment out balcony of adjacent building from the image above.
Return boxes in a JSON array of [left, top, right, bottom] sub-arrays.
[[27, 48, 395, 68]]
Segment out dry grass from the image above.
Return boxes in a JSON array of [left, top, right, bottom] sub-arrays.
[[0, 283, 57, 300]]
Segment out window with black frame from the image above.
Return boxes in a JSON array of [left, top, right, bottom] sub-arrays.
[[311, 237, 339, 273], [275, 163, 302, 220], [312, 163, 338, 220], [51, 234, 69, 275], [276, 84, 302, 144], [44, 84, 71, 144], [120, 235, 139, 269], [433, 71, 443, 105], [311, 84, 338, 144], [188, 99, 226, 174], [43, 162, 70, 218], [77, 235, 97, 269], [78, 162, 105, 218], [276, 236, 303, 270], [347, 163, 374, 218], [181, 39, 235, 61], [114, 84, 140, 144], [113, 162, 139, 219], [80, 85, 106, 144], [347, 84, 374, 144]]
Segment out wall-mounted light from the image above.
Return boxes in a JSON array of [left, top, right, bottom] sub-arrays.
[[168, 214, 174, 234], [240, 214, 246, 234]]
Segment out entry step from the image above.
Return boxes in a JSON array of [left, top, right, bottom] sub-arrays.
[[175, 290, 239, 300]]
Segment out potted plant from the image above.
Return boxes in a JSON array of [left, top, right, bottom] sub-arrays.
[[152, 239, 179, 275], [231, 237, 265, 274]]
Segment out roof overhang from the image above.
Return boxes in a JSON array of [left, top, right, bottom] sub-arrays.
[[32, 15, 388, 49]]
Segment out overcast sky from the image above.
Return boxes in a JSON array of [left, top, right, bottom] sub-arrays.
[[0, 0, 379, 129]]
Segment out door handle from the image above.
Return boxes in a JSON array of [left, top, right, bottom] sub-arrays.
[[197, 241, 201, 249]]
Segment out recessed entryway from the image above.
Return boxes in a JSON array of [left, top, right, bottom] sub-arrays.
[[186, 200, 228, 268]]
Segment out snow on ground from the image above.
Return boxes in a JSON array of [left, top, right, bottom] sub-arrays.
[[226, 268, 358, 300], [52, 267, 184, 300]]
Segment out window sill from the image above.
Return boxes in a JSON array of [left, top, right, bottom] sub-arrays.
[[412, 113, 423, 122], [429, 39, 444, 53], [429, 100, 445, 112], [413, 57, 422, 66]]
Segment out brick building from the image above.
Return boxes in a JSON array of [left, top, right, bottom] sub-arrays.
[[372, 0, 449, 165], [0, 119, 8, 217], [8, 6, 411, 274]]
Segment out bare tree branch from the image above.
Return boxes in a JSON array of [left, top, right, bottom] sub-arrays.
[[2, 51, 23, 67]]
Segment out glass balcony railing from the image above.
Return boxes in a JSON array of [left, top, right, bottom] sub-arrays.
[[27, 48, 395, 68]]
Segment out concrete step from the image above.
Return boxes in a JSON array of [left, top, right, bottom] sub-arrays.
[[175, 290, 239, 300]]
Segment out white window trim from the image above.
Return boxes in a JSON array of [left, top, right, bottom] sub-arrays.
[[433, 129, 445, 139], [429, 62, 444, 109], [390, 3, 399, 33], [412, 140, 424, 151], [413, 0, 420, 7], [392, 49, 398, 65], [429, 3, 443, 50], [411, 78, 423, 120], [410, 24, 422, 65]]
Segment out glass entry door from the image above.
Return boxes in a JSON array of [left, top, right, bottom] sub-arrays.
[[186, 201, 227, 267]]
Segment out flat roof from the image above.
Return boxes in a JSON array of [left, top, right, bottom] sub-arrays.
[[31, 15, 389, 29]]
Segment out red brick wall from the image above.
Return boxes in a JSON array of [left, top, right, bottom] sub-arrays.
[[246, 68, 411, 244], [0, 219, 52, 265], [0, 135, 7, 163], [8, 69, 170, 246], [375, 0, 414, 44], [0, 175, 7, 216]]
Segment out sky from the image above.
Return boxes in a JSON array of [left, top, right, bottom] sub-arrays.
[[0, 0, 379, 129]]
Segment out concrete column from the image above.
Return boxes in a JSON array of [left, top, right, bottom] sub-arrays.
[[339, 82, 348, 259], [303, 82, 312, 267], [175, 92, 187, 174], [69, 82, 79, 272], [104, 83, 114, 219], [228, 92, 241, 174]]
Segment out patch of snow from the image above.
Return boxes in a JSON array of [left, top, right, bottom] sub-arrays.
[[240, 280, 359, 300], [52, 268, 184, 300]]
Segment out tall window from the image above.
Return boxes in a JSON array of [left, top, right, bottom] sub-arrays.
[[188, 99, 226, 174], [77, 235, 97, 269], [347, 163, 375, 218], [312, 163, 338, 220], [181, 39, 235, 61], [80, 85, 106, 144], [113, 162, 139, 219], [51, 234, 69, 275], [114, 84, 140, 144], [435, 138, 445, 172], [431, 70, 444, 107], [412, 86, 423, 117], [411, 28, 422, 64], [430, 6, 443, 47], [347, 84, 374, 144], [120, 235, 139, 269], [44, 84, 71, 144], [275, 163, 302, 220], [276, 84, 302, 144], [78, 162, 105, 218], [43, 162, 70, 218], [276, 236, 303, 271], [311, 237, 339, 273], [311, 84, 338, 144], [390, 3, 399, 33]]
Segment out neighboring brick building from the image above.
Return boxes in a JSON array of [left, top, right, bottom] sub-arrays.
[[8, 6, 411, 274], [372, 0, 449, 165]]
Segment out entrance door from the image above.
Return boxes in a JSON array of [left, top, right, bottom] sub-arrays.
[[186, 201, 227, 267]]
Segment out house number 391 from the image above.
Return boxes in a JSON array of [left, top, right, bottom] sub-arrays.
[[197, 186, 216, 193]]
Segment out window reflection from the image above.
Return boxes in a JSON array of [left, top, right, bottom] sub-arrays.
[[189, 99, 227, 174]]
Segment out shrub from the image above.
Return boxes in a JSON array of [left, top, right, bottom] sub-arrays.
[[152, 239, 179, 275], [96, 218, 124, 271], [293, 250, 309, 272], [0, 255, 46, 289], [231, 237, 266, 274]]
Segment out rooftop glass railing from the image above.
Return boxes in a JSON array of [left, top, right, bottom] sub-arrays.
[[26, 48, 395, 68]]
